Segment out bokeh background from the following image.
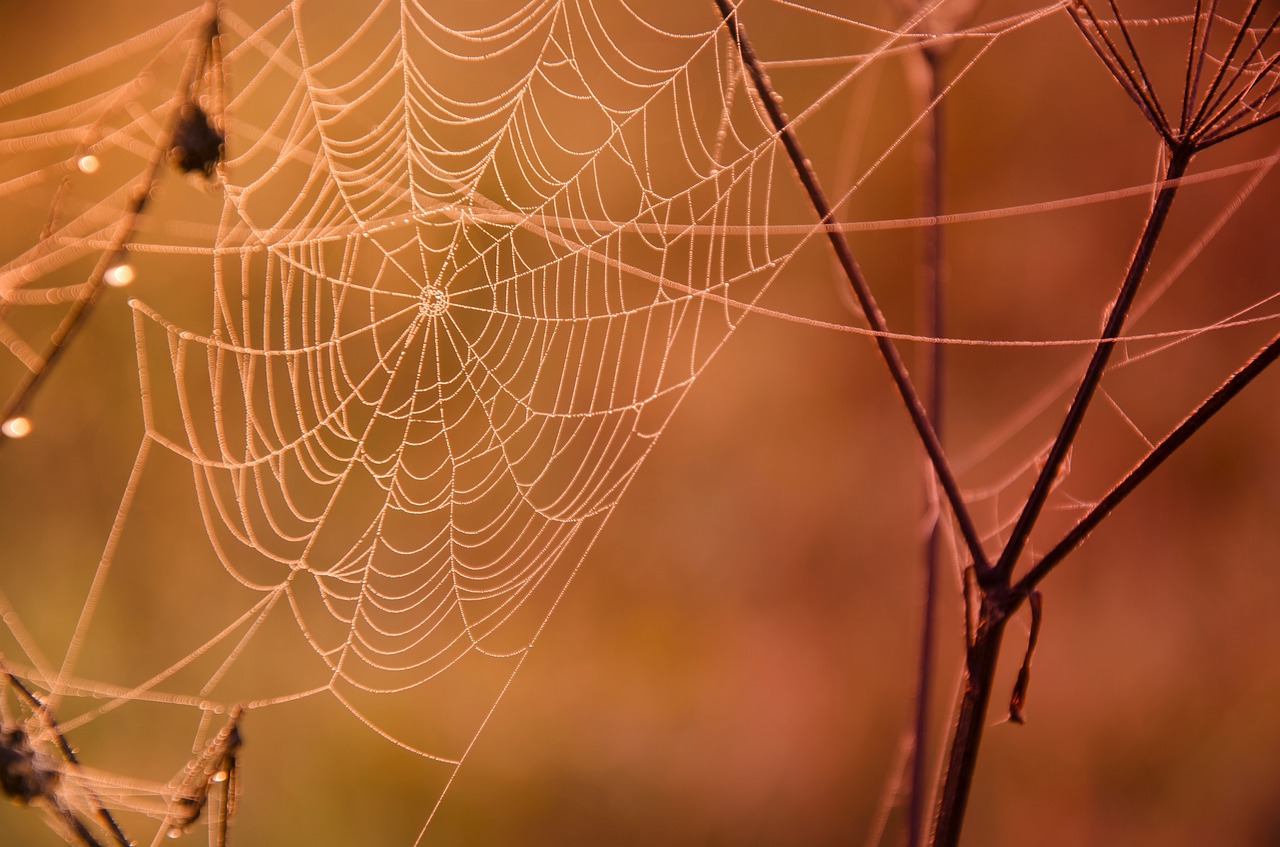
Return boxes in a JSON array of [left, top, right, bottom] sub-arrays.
[[1, 2, 1279, 846]]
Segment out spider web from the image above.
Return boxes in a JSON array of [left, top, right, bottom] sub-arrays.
[[0, 1, 1278, 845]]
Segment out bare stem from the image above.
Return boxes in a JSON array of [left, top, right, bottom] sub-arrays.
[[713, 0, 989, 573], [927, 608, 1009, 847], [907, 45, 946, 847], [0, 7, 220, 445], [992, 145, 1194, 579], [1015, 329, 1280, 597]]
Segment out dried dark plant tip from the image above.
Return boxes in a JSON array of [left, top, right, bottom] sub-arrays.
[[0, 662, 131, 847], [0, 725, 59, 805], [166, 708, 243, 845], [169, 102, 225, 178], [173, 7, 227, 180], [1068, 0, 1280, 149], [0, 5, 226, 449], [1008, 591, 1043, 725]]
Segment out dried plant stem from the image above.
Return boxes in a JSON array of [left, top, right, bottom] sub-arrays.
[[713, 0, 989, 573], [713, 3, 1279, 846], [1016, 328, 1280, 596], [907, 45, 946, 847], [0, 6, 220, 446], [1, 661, 129, 847], [0, 239, 135, 442], [929, 325, 1280, 847], [931, 144, 1195, 847], [992, 145, 1194, 579], [926, 607, 1007, 847]]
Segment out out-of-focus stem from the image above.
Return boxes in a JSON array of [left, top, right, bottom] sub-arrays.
[[907, 44, 945, 847]]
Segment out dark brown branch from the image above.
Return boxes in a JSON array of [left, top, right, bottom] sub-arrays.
[[1179, 0, 1209, 136], [712, 0, 990, 573], [931, 23, 1222, 839], [1067, 2, 1172, 142], [992, 145, 1194, 580], [1104, 0, 1171, 131], [1014, 329, 1280, 597], [1186, 0, 1263, 133], [1198, 106, 1280, 148], [1197, 23, 1280, 146], [928, 610, 1010, 847], [1192, 9, 1279, 141]]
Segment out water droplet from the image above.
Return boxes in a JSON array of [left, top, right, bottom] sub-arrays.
[[1, 417, 32, 439], [77, 154, 100, 174], [105, 264, 135, 287]]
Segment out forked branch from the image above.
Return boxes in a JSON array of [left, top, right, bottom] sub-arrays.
[[931, 3, 1280, 844], [1015, 329, 1280, 596], [715, 3, 1280, 847], [991, 144, 1194, 580]]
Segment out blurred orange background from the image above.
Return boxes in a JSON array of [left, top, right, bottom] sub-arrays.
[[1, 2, 1278, 846]]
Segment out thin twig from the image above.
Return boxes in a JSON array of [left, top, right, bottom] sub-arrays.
[[0, 5, 221, 445], [1104, 0, 1171, 132], [1196, 23, 1280, 146], [1192, 9, 1278, 141], [992, 145, 1194, 581], [1197, 104, 1280, 148], [1066, 2, 1171, 142], [1179, 0, 1209, 136], [1014, 329, 1280, 597], [1186, 0, 1262, 133]]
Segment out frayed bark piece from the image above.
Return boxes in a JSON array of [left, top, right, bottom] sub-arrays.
[[1008, 591, 1043, 725]]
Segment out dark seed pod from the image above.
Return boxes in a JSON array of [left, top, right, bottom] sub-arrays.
[[169, 102, 225, 178]]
